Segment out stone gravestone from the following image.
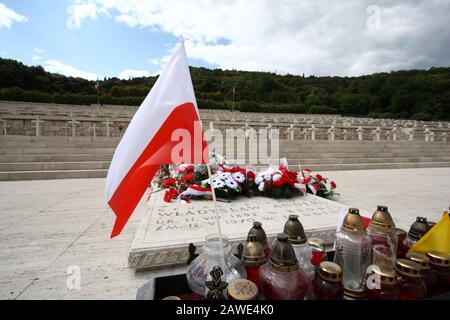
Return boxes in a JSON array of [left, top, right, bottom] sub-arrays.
[[128, 192, 348, 270]]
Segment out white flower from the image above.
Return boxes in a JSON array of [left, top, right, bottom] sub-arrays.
[[223, 172, 232, 179], [272, 173, 282, 182], [232, 172, 245, 183], [226, 179, 238, 189], [279, 157, 289, 169], [258, 182, 265, 192], [214, 180, 225, 189], [255, 176, 264, 185], [264, 174, 272, 181]]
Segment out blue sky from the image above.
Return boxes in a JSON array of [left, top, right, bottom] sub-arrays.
[[0, 0, 213, 80], [1, 1, 450, 79]]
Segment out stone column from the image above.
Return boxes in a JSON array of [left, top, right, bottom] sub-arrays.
[[102, 118, 112, 137], [287, 124, 295, 141], [342, 129, 347, 141], [310, 124, 316, 140], [327, 126, 335, 141], [372, 127, 381, 141], [64, 123, 69, 137], [391, 125, 398, 141], [408, 128, 415, 141], [90, 123, 97, 140], [357, 126, 364, 141], [67, 118, 80, 138], [31, 116, 45, 137], [1, 119, 10, 136], [266, 123, 273, 140]]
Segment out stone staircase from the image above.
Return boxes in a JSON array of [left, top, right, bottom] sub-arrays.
[[0, 136, 116, 180], [1, 136, 450, 180]]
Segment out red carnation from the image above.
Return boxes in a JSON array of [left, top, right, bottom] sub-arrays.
[[183, 173, 194, 181], [163, 189, 173, 202], [330, 181, 337, 189], [316, 174, 323, 182], [169, 188, 178, 198], [273, 178, 284, 187], [303, 176, 312, 184], [185, 165, 195, 172], [162, 177, 176, 188], [247, 171, 256, 180]]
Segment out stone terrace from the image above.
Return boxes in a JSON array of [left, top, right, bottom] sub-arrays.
[[1, 101, 450, 180], [1, 168, 449, 299]]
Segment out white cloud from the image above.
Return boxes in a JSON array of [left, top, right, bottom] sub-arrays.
[[44, 60, 97, 80], [0, 2, 28, 29], [66, 0, 450, 76], [31, 48, 45, 63], [118, 69, 150, 79], [66, 0, 98, 29]]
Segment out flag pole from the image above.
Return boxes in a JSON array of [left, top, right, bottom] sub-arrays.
[[206, 161, 226, 269], [182, 35, 225, 268]]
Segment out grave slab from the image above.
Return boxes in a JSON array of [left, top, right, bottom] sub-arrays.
[[128, 192, 349, 270]]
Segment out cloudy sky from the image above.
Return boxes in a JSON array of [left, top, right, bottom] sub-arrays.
[[1, 0, 449, 80]]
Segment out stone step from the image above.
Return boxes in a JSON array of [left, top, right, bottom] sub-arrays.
[[261, 156, 450, 165], [291, 161, 450, 171], [0, 141, 120, 148], [0, 169, 108, 181], [2, 149, 450, 162], [280, 152, 450, 158], [0, 153, 113, 163], [2, 156, 449, 172], [0, 147, 117, 155], [2, 161, 450, 181], [0, 161, 110, 171], [279, 146, 450, 152]]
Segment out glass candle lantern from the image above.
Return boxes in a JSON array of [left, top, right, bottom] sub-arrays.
[[283, 215, 315, 281], [312, 261, 343, 300], [247, 221, 270, 258], [401, 217, 431, 254], [242, 235, 266, 288], [426, 251, 450, 294], [186, 234, 246, 297], [372, 244, 396, 270], [367, 205, 398, 269], [395, 228, 407, 258], [406, 252, 437, 296], [395, 259, 427, 300], [309, 238, 327, 263], [259, 233, 308, 300], [367, 266, 400, 300], [334, 208, 372, 293]]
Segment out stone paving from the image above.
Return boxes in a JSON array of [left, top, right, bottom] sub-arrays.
[[0, 168, 449, 299]]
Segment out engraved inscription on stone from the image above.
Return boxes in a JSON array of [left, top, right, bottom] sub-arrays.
[[129, 192, 348, 269]]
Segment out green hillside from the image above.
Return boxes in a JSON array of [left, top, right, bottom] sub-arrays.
[[1, 57, 450, 120]]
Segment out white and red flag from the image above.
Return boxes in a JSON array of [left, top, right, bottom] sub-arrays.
[[105, 42, 208, 238]]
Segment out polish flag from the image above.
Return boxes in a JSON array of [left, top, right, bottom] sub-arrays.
[[105, 42, 209, 238]]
